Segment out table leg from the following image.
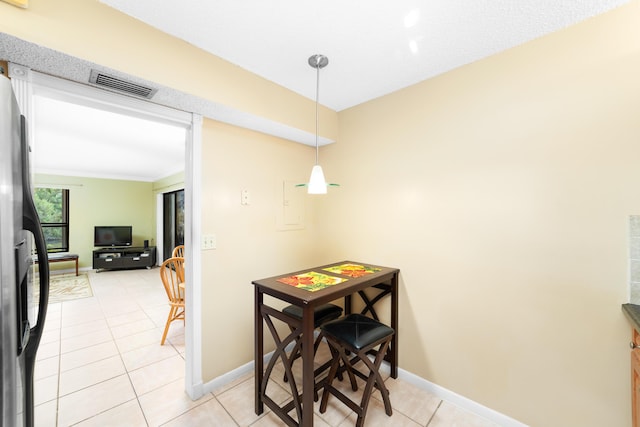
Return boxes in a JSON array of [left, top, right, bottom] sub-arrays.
[[254, 288, 264, 415], [390, 272, 398, 378], [75, 258, 78, 276], [344, 294, 352, 315], [301, 305, 315, 427]]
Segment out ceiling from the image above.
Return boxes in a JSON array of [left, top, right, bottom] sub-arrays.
[[100, 0, 630, 111], [33, 95, 186, 182], [26, 0, 630, 181]]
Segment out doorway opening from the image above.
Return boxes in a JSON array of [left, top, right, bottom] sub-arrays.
[[13, 65, 203, 402]]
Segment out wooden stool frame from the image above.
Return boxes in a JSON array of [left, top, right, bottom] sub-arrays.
[[320, 326, 394, 427]]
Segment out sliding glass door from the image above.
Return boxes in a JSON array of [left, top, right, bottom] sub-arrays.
[[162, 189, 184, 260]]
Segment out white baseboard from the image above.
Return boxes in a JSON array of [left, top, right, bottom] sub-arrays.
[[396, 369, 528, 427], [185, 380, 204, 401], [200, 354, 528, 427], [200, 355, 262, 396]]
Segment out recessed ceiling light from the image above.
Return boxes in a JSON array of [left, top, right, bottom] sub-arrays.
[[404, 9, 420, 28], [409, 40, 418, 54]]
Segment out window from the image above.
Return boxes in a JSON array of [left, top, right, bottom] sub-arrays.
[[33, 188, 70, 253]]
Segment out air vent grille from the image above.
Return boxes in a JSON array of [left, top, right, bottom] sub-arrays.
[[89, 70, 157, 99]]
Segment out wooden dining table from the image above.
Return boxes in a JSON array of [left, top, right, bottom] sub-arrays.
[[252, 261, 399, 427]]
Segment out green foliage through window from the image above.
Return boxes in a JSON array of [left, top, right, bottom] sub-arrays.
[[34, 188, 69, 253]]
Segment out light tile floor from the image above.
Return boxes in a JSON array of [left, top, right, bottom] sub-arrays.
[[34, 268, 501, 427]]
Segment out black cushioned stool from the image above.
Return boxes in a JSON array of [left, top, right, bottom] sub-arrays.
[[281, 303, 343, 388], [319, 313, 395, 427]]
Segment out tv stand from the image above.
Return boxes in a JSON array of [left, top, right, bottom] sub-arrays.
[[93, 246, 157, 272]]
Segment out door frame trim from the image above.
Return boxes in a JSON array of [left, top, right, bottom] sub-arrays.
[[10, 63, 204, 399]]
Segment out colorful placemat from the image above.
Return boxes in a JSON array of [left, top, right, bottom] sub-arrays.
[[277, 271, 348, 292], [323, 263, 381, 278]]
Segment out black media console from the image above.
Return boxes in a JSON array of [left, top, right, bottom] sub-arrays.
[[92, 246, 157, 272]]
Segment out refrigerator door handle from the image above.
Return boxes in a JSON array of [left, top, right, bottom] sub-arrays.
[[14, 238, 30, 356], [22, 190, 48, 340], [21, 163, 49, 427]]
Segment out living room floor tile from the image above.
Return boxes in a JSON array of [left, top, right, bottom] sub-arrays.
[[73, 399, 147, 427], [114, 328, 163, 353], [34, 399, 57, 427], [120, 340, 179, 372], [60, 317, 109, 339], [160, 397, 237, 427], [59, 340, 120, 372], [128, 354, 185, 396], [59, 327, 113, 354], [137, 378, 213, 427], [58, 354, 126, 396], [56, 374, 136, 426], [106, 308, 150, 327], [109, 317, 157, 339]]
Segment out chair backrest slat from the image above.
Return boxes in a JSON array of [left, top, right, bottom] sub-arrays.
[[160, 256, 185, 302], [172, 245, 185, 258]]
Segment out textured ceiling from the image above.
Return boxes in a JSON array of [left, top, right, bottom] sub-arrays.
[[101, 0, 630, 111]]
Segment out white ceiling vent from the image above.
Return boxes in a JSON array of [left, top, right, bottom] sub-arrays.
[[89, 70, 158, 99]]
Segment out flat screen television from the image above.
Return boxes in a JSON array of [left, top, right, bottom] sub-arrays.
[[94, 226, 133, 247]]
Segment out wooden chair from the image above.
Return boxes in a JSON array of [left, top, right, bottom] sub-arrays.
[[159, 256, 185, 345], [172, 244, 185, 258]]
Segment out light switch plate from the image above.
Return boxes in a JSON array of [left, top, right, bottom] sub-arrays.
[[241, 189, 250, 205], [201, 234, 216, 250]]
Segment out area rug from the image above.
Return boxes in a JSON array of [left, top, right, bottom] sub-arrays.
[[34, 273, 94, 304]]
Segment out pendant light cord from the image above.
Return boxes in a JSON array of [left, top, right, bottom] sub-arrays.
[[315, 61, 320, 165]]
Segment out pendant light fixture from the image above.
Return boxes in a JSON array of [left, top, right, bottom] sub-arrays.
[[301, 54, 338, 194]]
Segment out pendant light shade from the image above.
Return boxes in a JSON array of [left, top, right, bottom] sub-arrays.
[[308, 165, 327, 194], [301, 54, 338, 194]]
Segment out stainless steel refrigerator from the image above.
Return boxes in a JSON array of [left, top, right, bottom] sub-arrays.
[[0, 74, 50, 427]]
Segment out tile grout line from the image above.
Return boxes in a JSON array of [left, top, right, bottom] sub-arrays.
[[425, 399, 443, 427], [55, 303, 63, 427], [213, 394, 242, 427]]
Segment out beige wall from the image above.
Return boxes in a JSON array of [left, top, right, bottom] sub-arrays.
[[199, 119, 321, 378], [34, 174, 155, 270], [318, 3, 640, 426], [5, 0, 640, 425]]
